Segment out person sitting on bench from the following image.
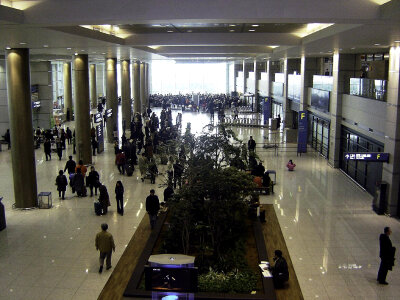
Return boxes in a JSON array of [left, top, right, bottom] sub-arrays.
[[270, 250, 289, 288]]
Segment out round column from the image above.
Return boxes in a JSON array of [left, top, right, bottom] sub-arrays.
[[144, 63, 149, 110], [90, 64, 97, 109], [74, 54, 92, 164], [63, 62, 73, 120], [6, 48, 38, 208], [133, 61, 141, 114], [106, 58, 118, 143], [140, 62, 146, 113], [121, 59, 131, 127]]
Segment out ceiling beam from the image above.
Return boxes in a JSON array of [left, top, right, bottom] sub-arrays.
[[125, 33, 300, 46]]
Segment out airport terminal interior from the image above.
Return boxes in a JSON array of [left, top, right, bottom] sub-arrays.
[[1, 0, 400, 299]]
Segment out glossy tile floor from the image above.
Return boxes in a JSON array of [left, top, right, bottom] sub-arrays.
[[0, 108, 399, 300]]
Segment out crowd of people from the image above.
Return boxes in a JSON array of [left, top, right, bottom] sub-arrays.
[[149, 93, 250, 113]]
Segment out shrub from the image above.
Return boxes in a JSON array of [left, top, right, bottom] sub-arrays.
[[198, 268, 258, 294]]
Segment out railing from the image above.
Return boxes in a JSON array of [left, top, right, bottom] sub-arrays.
[[349, 78, 387, 101]]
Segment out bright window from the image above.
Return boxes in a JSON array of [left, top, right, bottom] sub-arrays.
[[151, 60, 227, 94]]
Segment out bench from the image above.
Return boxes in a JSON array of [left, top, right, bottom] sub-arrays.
[[254, 185, 274, 195]]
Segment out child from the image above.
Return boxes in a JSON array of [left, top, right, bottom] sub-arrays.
[[287, 160, 296, 171], [115, 181, 124, 216]]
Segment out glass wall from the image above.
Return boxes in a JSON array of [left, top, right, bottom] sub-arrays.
[[151, 61, 227, 94], [349, 78, 387, 101], [340, 127, 384, 194], [272, 101, 282, 118], [308, 115, 330, 158]]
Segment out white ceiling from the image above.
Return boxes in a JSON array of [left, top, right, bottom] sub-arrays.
[[0, 0, 399, 62]]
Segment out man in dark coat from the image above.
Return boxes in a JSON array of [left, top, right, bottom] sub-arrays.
[[146, 189, 160, 229], [248, 136, 256, 152], [270, 250, 289, 288], [44, 139, 51, 161], [73, 168, 86, 197], [64, 156, 76, 175], [377, 227, 396, 284], [98, 185, 110, 215]]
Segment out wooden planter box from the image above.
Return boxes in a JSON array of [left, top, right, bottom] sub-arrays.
[[123, 211, 276, 300]]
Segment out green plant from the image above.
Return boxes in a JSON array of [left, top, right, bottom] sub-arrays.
[[198, 268, 257, 294]]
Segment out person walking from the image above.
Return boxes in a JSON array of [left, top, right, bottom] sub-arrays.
[[98, 184, 110, 215], [55, 170, 68, 200], [95, 223, 115, 273], [115, 151, 126, 175], [115, 181, 124, 216], [73, 168, 86, 197], [64, 156, 76, 175], [248, 136, 256, 154], [56, 138, 63, 160], [44, 138, 51, 161], [138, 153, 148, 182], [377, 227, 396, 284], [66, 127, 72, 144], [3, 129, 11, 149], [75, 160, 88, 177], [88, 166, 100, 197], [146, 189, 160, 229], [92, 137, 98, 156]]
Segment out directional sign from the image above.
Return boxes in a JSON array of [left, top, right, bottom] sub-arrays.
[[344, 152, 389, 162], [94, 113, 102, 123], [106, 109, 112, 118]]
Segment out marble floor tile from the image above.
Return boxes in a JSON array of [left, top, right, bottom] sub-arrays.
[[0, 108, 399, 300]]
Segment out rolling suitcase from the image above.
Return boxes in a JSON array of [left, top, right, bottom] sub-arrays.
[[94, 201, 102, 216], [126, 164, 134, 176]]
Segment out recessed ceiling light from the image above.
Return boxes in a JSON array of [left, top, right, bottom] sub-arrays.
[[167, 30, 174, 33], [251, 24, 260, 27], [102, 52, 106, 55], [67, 47, 72, 50], [74, 52, 78, 56], [19, 42, 27, 45], [229, 29, 235, 32], [395, 40, 400, 43], [249, 29, 255, 32], [351, 47, 356, 50], [187, 30, 192, 33], [374, 43, 380, 46], [152, 24, 163, 27], [6, 46, 11, 50], [229, 24, 236, 27], [81, 49, 85, 51], [43, 45, 48, 48]]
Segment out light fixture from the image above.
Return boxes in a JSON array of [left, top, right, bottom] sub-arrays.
[[93, 52, 96, 54], [374, 43, 381, 46], [229, 29, 235, 32], [167, 30, 174, 33], [6, 46, 11, 50], [351, 47, 356, 50], [229, 24, 236, 27], [152, 24, 163, 27], [43, 45, 48, 48], [249, 29, 255, 32], [251, 24, 260, 27], [187, 30, 192, 33], [102, 52, 106, 55], [74, 52, 78, 56], [19, 42, 27, 45], [81, 49, 85, 51], [67, 47, 72, 50]]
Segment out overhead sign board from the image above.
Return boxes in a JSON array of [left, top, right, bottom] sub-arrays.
[[344, 152, 389, 162]]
